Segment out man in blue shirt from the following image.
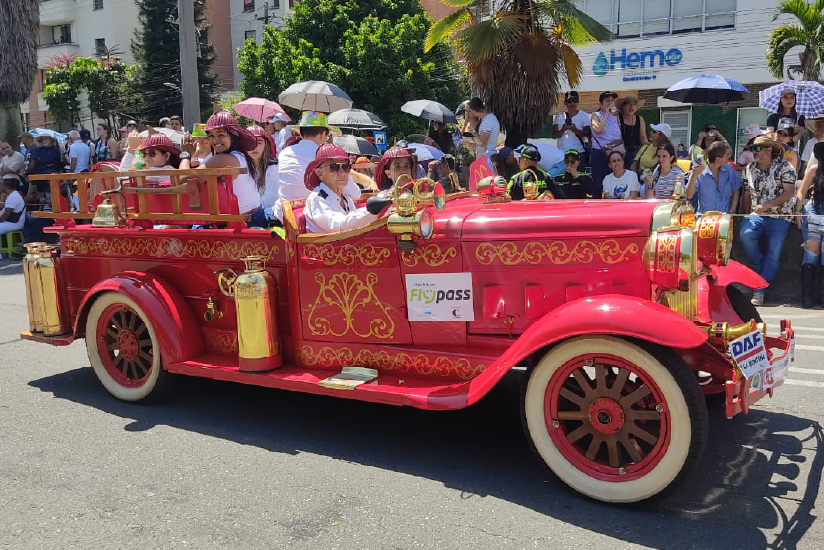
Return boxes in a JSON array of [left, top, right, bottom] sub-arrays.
[[686, 141, 741, 213]]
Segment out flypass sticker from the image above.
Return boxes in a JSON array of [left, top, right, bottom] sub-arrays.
[[406, 273, 475, 322]]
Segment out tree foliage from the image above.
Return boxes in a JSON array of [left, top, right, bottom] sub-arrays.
[[767, 0, 824, 81], [0, 0, 39, 146], [426, 0, 612, 146], [237, 0, 467, 140], [43, 56, 131, 128], [131, 0, 218, 124]]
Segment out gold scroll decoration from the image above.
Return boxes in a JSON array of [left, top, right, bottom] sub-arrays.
[[400, 244, 458, 268], [300, 345, 486, 380], [205, 331, 239, 354], [62, 237, 279, 262], [475, 240, 639, 266], [302, 243, 390, 267], [306, 272, 395, 339], [656, 233, 678, 274]]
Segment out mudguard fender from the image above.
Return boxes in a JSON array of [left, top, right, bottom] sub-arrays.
[[711, 260, 767, 289], [74, 271, 204, 364], [463, 294, 707, 407]]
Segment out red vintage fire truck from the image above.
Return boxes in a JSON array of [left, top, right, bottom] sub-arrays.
[[20, 168, 794, 504]]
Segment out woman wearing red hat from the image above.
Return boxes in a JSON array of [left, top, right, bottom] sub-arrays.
[[374, 146, 416, 191], [179, 111, 265, 225], [247, 125, 280, 219], [120, 133, 180, 184], [304, 144, 377, 233]]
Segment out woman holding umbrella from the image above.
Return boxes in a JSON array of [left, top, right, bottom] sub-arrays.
[[766, 88, 805, 144]]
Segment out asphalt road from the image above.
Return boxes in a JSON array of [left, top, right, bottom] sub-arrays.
[[1, 258, 822, 550]]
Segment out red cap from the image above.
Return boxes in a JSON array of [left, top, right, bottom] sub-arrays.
[[247, 125, 276, 156], [304, 144, 350, 190], [205, 110, 258, 152], [136, 133, 180, 157], [375, 146, 417, 190]]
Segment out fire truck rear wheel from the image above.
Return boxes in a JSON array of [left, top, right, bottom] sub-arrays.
[[85, 292, 170, 402], [523, 336, 708, 503]]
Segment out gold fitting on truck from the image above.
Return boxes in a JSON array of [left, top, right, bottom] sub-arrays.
[[215, 256, 281, 373], [23, 242, 47, 332], [705, 320, 766, 350], [34, 245, 68, 336]]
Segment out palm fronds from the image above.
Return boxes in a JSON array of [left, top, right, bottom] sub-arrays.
[[0, 0, 39, 103]]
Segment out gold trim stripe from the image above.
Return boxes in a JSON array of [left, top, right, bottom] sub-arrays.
[[303, 243, 391, 267], [62, 236, 280, 261], [401, 244, 458, 268], [475, 240, 639, 266]]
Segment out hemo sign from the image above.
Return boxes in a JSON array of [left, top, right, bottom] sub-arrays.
[[593, 48, 683, 76]]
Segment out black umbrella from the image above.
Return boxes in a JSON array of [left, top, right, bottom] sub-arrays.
[[327, 108, 387, 130], [663, 74, 749, 104], [401, 100, 457, 124], [333, 135, 380, 157]]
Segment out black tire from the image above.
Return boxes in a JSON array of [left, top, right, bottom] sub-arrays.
[[727, 285, 762, 323]]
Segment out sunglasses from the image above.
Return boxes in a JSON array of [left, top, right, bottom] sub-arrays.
[[327, 161, 352, 173], [143, 149, 162, 158], [751, 146, 766, 152]]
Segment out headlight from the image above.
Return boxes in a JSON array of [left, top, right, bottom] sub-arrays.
[[651, 200, 696, 231], [387, 208, 435, 239], [418, 208, 434, 239], [645, 227, 696, 291], [694, 211, 732, 266]]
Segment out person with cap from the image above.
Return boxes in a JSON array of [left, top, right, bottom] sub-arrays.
[[631, 122, 672, 176], [506, 145, 565, 200], [67, 130, 91, 173], [464, 97, 500, 156], [766, 88, 805, 144], [589, 91, 622, 190], [266, 112, 293, 155], [774, 119, 799, 170], [554, 150, 597, 199], [178, 110, 268, 226], [304, 144, 377, 234], [274, 111, 365, 222], [246, 125, 280, 213], [689, 124, 729, 168], [491, 146, 518, 182], [375, 146, 417, 191], [794, 141, 824, 307], [553, 91, 590, 167], [120, 133, 181, 181], [800, 114, 824, 176], [616, 95, 647, 168], [686, 140, 741, 214], [739, 135, 797, 306]]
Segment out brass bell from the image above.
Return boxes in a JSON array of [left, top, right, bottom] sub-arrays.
[[92, 195, 127, 227]]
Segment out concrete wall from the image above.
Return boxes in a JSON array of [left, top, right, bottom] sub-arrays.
[[206, 0, 235, 90]]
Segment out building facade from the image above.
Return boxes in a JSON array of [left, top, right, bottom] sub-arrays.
[[564, 0, 797, 154], [229, 0, 294, 88]]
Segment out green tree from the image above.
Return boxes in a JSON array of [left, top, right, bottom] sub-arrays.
[[131, 0, 218, 124], [767, 0, 824, 82], [237, 0, 467, 140], [425, 0, 612, 146], [43, 58, 83, 129], [0, 0, 38, 147]]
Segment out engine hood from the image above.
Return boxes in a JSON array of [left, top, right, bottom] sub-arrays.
[[459, 199, 662, 241]]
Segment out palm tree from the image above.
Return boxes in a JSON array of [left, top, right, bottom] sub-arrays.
[[424, 0, 612, 146], [767, 0, 824, 82], [0, 0, 39, 148]]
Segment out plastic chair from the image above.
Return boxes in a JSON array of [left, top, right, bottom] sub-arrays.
[[0, 230, 24, 255]]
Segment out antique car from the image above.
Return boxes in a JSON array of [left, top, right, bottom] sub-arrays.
[[20, 168, 794, 504]]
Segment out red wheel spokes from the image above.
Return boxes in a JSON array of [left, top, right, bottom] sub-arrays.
[[97, 305, 153, 387], [547, 354, 670, 480]]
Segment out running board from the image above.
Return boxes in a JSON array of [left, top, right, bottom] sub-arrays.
[[165, 354, 473, 411]]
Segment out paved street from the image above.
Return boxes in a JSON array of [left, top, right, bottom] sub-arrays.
[[1, 258, 822, 550]]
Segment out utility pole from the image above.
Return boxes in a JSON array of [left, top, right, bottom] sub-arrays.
[[256, 2, 271, 26], [178, 0, 201, 129]]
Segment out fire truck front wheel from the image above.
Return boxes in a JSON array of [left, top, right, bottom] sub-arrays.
[[523, 336, 708, 503], [85, 292, 171, 402]]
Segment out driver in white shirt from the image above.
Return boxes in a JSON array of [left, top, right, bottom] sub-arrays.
[[304, 144, 377, 234]]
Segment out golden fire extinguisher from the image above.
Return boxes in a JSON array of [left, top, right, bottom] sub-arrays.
[[22, 242, 46, 332], [216, 256, 281, 372], [35, 245, 68, 336]]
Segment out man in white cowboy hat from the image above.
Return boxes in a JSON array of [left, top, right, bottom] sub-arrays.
[[801, 113, 824, 175], [739, 135, 797, 306], [266, 112, 293, 155]]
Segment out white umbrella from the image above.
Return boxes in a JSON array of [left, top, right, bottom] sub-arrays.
[[405, 142, 444, 161], [138, 127, 185, 146], [328, 108, 386, 130], [278, 80, 353, 113]]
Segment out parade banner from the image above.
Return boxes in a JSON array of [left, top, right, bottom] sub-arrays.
[[405, 273, 475, 322]]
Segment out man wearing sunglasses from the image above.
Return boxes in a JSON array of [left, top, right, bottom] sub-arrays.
[[553, 149, 597, 199], [304, 144, 377, 234]]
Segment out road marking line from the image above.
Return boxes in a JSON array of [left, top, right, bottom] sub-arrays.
[[760, 313, 824, 319], [794, 344, 824, 351], [789, 333, 824, 339], [786, 326, 824, 332], [784, 379, 824, 388], [789, 367, 824, 375]]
